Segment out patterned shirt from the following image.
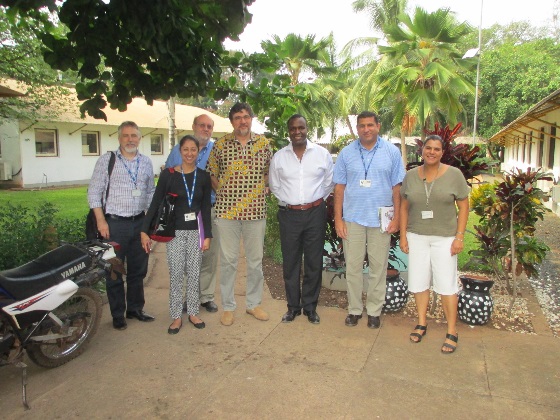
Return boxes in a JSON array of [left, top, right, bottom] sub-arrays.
[[207, 132, 272, 220], [88, 149, 156, 217]]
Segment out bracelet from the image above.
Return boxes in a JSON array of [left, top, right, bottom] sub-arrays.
[[454, 237, 463, 242], [456, 231, 465, 235]]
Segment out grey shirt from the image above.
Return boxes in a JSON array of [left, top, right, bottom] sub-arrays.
[[401, 166, 469, 237]]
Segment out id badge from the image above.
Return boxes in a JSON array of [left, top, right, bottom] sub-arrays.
[[359, 180, 371, 188], [421, 210, 434, 219], [184, 212, 196, 222], [131, 189, 142, 197]]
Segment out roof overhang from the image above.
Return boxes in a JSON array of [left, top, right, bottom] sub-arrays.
[[0, 85, 25, 98], [488, 88, 560, 146]]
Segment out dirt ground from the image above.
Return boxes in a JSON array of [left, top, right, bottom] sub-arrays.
[[263, 235, 552, 335]]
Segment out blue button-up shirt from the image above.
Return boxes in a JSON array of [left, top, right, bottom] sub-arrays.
[[333, 138, 405, 227], [165, 140, 215, 204]]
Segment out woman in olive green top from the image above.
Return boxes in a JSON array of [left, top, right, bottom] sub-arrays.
[[399, 135, 469, 354]]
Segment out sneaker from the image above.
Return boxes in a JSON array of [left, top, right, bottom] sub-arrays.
[[221, 310, 234, 326], [246, 306, 269, 321]]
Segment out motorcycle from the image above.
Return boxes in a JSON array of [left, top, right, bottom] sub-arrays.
[[0, 240, 122, 409]]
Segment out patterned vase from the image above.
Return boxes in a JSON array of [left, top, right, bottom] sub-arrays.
[[458, 275, 494, 325], [382, 269, 408, 313]]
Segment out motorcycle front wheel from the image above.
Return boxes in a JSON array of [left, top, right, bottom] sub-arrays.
[[26, 287, 102, 368]]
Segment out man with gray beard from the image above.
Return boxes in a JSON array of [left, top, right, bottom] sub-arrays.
[[88, 121, 156, 330]]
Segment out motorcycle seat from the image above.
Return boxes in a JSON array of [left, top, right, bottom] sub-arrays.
[[0, 245, 92, 300]]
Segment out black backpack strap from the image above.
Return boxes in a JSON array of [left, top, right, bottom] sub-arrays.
[[103, 152, 116, 210]]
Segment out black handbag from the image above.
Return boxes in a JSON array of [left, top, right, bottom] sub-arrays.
[[148, 168, 177, 242], [86, 152, 115, 240]]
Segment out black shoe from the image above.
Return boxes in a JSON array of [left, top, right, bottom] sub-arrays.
[[303, 310, 320, 324], [201, 301, 219, 313], [168, 319, 182, 335], [281, 310, 301, 323], [345, 314, 362, 327], [113, 317, 127, 330], [189, 316, 206, 329], [126, 310, 155, 322], [367, 315, 381, 329]]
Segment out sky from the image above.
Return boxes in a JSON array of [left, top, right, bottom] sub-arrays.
[[224, 0, 557, 53]]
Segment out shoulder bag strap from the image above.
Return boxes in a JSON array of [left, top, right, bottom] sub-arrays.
[[102, 152, 116, 211]]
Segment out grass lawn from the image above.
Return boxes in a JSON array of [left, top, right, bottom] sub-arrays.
[[458, 211, 483, 270], [0, 186, 89, 219]]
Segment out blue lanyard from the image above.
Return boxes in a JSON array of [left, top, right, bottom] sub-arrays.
[[196, 145, 209, 168], [117, 153, 139, 187], [180, 168, 197, 208], [358, 140, 379, 179]]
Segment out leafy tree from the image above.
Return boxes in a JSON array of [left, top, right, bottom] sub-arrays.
[[352, 0, 407, 31], [1, 0, 255, 120], [0, 6, 75, 120]]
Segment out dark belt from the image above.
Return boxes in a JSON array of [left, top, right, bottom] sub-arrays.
[[281, 198, 324, 211], [105, 213, 145, 221]]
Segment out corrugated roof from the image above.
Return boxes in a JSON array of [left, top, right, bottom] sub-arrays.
[[1, 79, 232, 135], [489, 88, 560, 146]]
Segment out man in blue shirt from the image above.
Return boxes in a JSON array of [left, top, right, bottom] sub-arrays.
[[333, 111, 405, 329], [165, 114, 220, 313]]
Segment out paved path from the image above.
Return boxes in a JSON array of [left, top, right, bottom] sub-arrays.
[[1, 243, 559, 418]]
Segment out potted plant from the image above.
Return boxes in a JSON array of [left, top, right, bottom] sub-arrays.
[[467, 167, 552, 318]]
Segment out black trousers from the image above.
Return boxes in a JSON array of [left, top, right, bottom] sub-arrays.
[[278, 202, 326, 312], [106, 217, 148, 319]]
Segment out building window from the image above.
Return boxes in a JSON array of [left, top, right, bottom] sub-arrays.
[[538, 128, 545, 167], [35, 129, 58, 156], [151, 134, 163, 155], [81, 131, 100, 156], [549, 126, 557, 169], [527, 131, 532, 165]]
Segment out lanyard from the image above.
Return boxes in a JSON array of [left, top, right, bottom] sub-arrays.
[[117, 153, 139, 187], [423, 165, 440, 207], [196, 144, 209, 168], [358, 140, 379, 179], [180, 167, 197, 208]]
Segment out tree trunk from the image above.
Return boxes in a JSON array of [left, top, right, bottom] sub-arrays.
[[400, 131, 407, 166], [167, 97, 176, 150]]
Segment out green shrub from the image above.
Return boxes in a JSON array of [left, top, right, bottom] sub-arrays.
[[264, 194, 282, 264], [469, 182, 497, 216], [0, 202, 87, 270]]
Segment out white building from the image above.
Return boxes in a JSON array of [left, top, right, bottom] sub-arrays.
[[0, 83, 232, 188], [489, 88, 560, 214]]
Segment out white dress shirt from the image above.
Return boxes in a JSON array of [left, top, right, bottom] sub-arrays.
[[269, 140, 334, 206]]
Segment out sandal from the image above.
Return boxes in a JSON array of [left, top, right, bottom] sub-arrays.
[[441, 333, 458, 354], [409, 324, 427, 343]]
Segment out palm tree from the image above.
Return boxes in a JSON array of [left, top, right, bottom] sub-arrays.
[[352, 0, 408, 31], [371, 7, 476, 162]]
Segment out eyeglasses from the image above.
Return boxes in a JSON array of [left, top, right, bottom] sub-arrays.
[[196, 123, 213, 129], [232, 115, 252, 122]]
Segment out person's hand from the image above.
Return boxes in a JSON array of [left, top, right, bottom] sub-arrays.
[[399, 236, 409, 254], [451, 238, 464, 256], [202, 238, 211, 252], [334, 218, 347, 240], [386, 218, 399, 234], [140, 232, 152, 254], [97, 220, 110, 239]]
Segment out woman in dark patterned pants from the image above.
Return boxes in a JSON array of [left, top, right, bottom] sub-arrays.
[[142, 135, 212, 334]]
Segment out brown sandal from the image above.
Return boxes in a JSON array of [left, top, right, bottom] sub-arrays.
[[409, 324, 427, 343], [441, 333, 458, 354]]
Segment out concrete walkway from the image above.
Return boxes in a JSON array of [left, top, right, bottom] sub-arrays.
[[1, 243, 559, 418]]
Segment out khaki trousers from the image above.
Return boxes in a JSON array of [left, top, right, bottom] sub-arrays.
[[342, 222, 391, 316]]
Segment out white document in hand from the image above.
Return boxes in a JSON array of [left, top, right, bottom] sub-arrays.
[[378, 206, 394, 232]]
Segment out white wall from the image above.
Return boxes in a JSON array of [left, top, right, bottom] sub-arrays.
[[0, 119, 22, 182], [17, 122, 170, 187]]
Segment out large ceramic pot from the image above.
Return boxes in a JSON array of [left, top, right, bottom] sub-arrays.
[[382, 269, 408, 313], [457, 275, 494, 325]]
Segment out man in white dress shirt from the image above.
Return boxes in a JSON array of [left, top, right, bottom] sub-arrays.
[[269, 114, 334, 324]]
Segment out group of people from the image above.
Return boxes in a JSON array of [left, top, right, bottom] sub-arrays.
[[88, 103, 469, 354]]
